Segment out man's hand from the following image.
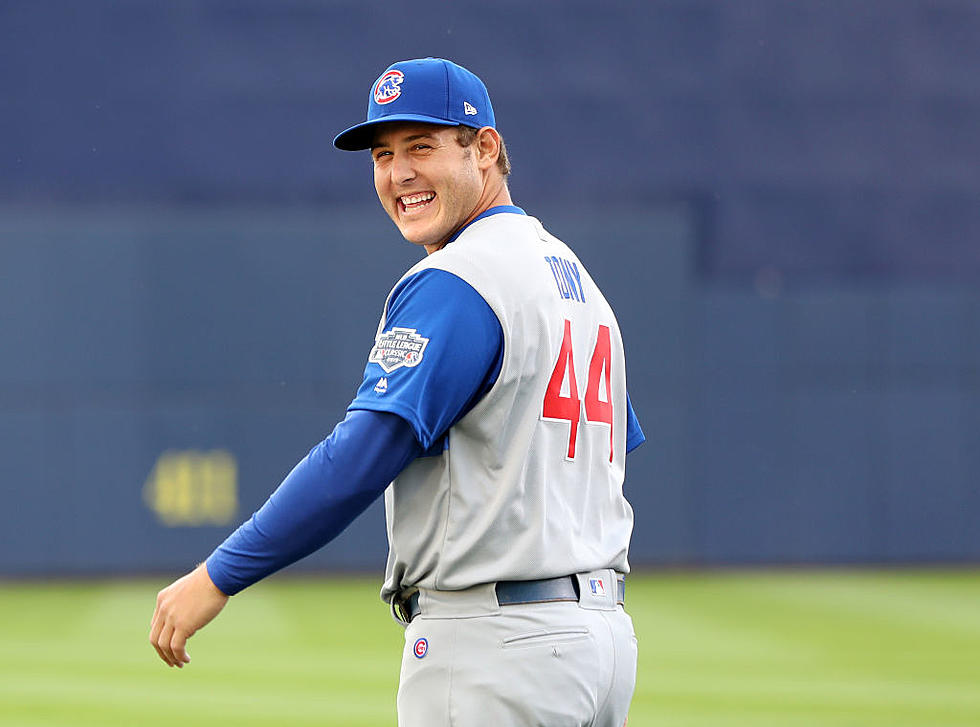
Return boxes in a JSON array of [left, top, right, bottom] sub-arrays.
[[149, 562, 229, 668]]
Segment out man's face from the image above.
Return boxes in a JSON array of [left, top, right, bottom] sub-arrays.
[[372, 123, 484, 249]]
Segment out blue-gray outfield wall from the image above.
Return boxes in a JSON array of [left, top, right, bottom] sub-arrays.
[[2, 206, 977, 576], [3, 0, 980, 577], [3, 0, 979, 281]]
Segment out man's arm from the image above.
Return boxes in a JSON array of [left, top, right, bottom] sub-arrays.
[[148, 409, 422, 667], [149, 268, 505, 668]]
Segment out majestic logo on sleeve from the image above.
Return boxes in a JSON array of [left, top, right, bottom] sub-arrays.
[[374, 70, 404, 105], [369, 327, 429, 372]]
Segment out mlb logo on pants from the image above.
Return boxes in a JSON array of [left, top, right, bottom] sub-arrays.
[[589, 578, 605, 596]]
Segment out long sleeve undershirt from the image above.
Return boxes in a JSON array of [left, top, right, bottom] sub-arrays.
[[206, 409, 422, 596]]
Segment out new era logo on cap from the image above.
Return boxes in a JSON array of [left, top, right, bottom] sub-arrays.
[[464, 101, 478, 115]]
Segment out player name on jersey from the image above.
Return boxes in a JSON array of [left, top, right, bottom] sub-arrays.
[[544, 255, 586, 303]]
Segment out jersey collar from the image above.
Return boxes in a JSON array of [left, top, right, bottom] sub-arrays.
[[446, 205, 526, 245]]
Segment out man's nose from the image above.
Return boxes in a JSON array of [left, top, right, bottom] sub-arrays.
[[391, 152, 416, 185]]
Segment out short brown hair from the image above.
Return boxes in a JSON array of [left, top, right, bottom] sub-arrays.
[[456, 126, 511, 176]]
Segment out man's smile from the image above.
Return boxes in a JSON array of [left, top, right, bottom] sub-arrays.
[[399, 191, 436, 215]]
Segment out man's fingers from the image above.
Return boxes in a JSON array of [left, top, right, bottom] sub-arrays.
[[149, 633, 167, 665], [150, 633, 168, 666], [170, 627, 191, 667], [156, 621, 177, 667], [148, 600, 168, 664], [149, 565, 228, 668], [151, 601, 193, 667]]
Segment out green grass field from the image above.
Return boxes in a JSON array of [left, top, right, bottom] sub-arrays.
[[1, 570, 978, 726]]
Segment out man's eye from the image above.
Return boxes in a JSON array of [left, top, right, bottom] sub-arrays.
[[374, 151, 391, 161], [413, 144, 431, 151]]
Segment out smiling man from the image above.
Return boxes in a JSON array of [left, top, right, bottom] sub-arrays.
[[150, 58, 644, 727], [370, 123, 510, 253]]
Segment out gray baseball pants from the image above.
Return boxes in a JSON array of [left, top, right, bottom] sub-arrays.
[[394, 570, 637, 726]]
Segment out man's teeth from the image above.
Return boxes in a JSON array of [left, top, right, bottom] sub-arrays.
[[402, 193, 435, 206]]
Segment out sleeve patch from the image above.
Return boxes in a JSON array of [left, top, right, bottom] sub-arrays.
[[369, 327, 430, 373]]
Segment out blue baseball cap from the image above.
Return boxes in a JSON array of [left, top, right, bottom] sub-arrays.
[[333, 58, 495, 151]]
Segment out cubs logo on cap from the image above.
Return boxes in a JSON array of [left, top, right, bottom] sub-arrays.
[[374, 70, 404, 105], [334, 57, 496, 151]]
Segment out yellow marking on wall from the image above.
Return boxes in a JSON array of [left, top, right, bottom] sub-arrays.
[[143, 450, 238, 527]]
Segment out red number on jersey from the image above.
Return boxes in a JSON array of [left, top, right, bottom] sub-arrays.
[[585, 325, 614, 462], [542, 319, 580, 458], [542, 320, 614, 462]]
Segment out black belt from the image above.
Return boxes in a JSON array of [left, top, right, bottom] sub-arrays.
[[398, 574, 626, 623]]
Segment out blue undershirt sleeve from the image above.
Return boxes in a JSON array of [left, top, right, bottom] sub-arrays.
[[205, 409, 422, 596], [626, 392, 645, 453]]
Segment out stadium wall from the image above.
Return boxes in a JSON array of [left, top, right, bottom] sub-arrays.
[[1, 206, 976, 575], [2, 0, 978, 574]]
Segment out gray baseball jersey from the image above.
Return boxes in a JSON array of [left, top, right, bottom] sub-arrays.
[[377, 211, 635, 603]]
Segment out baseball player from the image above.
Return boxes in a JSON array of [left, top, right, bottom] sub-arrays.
[[150, 58, 645, 727]]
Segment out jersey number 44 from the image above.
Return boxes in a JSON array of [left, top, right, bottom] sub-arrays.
[[542, 320, 614, 463]]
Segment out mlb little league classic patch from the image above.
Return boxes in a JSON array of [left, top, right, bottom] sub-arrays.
[[369, 327, 429, 373]]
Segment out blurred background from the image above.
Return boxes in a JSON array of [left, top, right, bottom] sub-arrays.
[[2, 0, 978, 576]]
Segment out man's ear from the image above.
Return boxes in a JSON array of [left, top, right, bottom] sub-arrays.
[[475, 127, 502, 170]]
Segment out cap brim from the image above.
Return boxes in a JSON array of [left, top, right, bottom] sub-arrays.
[[333, 115, 463, 151]]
